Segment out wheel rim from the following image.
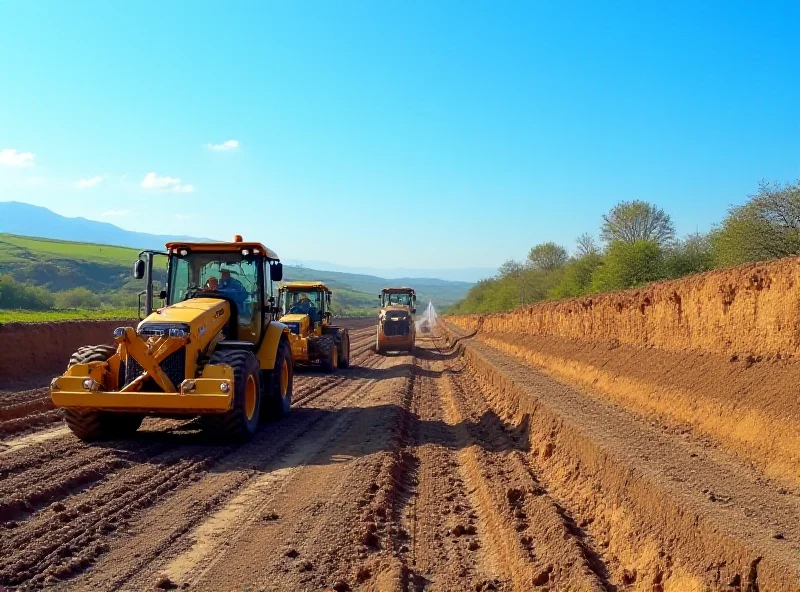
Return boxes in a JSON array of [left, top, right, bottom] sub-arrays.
[[244, 375, 257, 420], [280, 359, 289, 396], [332, 346, 338, 368]]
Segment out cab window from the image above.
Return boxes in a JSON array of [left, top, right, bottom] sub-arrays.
[[168, 252, 262, 341]]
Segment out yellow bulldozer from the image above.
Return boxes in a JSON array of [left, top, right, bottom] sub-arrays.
[[376, 287, 416, 354], [49, 236, 293, 442], [277, 282, 350, 371]]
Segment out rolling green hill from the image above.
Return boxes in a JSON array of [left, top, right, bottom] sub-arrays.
[[0, 233, 468, 318]]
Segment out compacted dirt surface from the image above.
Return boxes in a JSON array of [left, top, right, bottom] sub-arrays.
[[1, 318, 799, 591]]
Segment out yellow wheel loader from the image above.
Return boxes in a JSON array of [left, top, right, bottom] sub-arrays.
[[376, 287, 416, 354], [50, 236, 293, 443], [277, 282, 350, 372]]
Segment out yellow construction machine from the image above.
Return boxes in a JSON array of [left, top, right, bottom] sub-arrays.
[[50, 236, 293, 442], [277, 282, 350, 371], [376, 287, 416, 354]]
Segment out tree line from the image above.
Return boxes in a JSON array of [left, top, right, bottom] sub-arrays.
[[451, 180, 800, 314]]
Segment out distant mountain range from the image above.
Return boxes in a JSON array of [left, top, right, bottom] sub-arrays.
[[0, 201, 205, 252], [0, 201, 493, 283]]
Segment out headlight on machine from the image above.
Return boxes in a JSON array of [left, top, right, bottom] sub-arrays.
[[138, 323, 191, 338], [82, 378, 100, 392]]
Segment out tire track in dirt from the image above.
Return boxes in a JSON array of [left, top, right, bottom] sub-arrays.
[[0, 326, 380, 589], [160, 355, 413, 591], [0, 388, 61, 440], [387, 338, 498, 592], [66, 345, 399, 590], [391, 335, 611, 591]]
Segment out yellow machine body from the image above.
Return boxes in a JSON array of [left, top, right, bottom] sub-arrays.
[[50, 237, 290, 417], [277, 281, 348, 368], [376, 287, 416, 353]]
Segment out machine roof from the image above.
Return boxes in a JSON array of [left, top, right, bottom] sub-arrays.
[[281, 281, 331, 291], [165, 237, 279, 260], [381, 287, 415, 294]]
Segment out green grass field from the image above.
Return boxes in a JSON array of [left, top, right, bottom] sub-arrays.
[[0, 234, 138, 265], [0, 308, 137, 323]]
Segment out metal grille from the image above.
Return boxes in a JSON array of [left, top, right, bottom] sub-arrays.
[[124, 348, 186, 391], [383, 319, 410, 337]]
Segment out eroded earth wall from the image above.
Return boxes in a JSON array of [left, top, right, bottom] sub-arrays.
[[0, 320, 131, 381], [446, 258, 800, 486]]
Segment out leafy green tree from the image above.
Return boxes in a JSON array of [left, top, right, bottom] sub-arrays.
[[497, 259, 524, 279], [710, 180, 800, 266], [527, 242, 568, 271], [550, 253, 604, 299], [54, 287, 101, 309], [601, 200, 676, 246], [663, 233, 714, 278], [0, 274, 56, 310], [590, 240, 664, 292]]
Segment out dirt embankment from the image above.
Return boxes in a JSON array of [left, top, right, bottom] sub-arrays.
[[446, 258, 800, 486], [450, 258, 800, 358], [0, 320, 134, 384]]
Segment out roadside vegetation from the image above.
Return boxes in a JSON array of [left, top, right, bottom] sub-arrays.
[[452, 180, 800, 314]]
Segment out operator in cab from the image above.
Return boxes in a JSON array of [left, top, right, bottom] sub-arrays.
[[204, 270, 249, 317], [290, 293, 322, 325]]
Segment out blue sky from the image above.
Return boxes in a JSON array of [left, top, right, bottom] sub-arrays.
[[1, 1, 798, 275]]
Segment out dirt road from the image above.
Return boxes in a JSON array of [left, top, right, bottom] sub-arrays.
[[1, 320, 799, 591]]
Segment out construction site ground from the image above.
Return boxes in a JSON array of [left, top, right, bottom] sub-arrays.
[[1, 318, 798, 591]]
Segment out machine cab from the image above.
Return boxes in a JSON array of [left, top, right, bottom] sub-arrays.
[[379, 287, 417, 314], [278, 282, 333, 337], [134, 237, 284, 344]]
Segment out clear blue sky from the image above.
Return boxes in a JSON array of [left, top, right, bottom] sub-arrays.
[[1, 1, 798, 272]]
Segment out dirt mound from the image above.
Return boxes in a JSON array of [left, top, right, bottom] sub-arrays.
[[449, 257, 800, 359]]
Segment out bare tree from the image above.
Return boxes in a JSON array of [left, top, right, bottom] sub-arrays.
[[601, 200, 676, 246], [575, 233, 599, 256], [497, 259, 524, 279], [527, 242, 568, 271]]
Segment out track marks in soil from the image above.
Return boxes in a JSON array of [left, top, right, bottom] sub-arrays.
[[1, 325, 382, 589], [150, 351, 417, 591], [0, 388, 60, 439], [391, 346, 495, 592], [421, 335, 612, 592]]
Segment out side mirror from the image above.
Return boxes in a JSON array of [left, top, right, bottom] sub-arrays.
[[158, 290, 167, 300], [270, 263, 283, 282], [412, 308, 417, 314], [133, 259, 145, 280]]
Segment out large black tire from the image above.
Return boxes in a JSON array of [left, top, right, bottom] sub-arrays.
[[63, 345, 144, 442], [201, 349, 261, 442], [263, 339, 293, 420], [317, 335, 338, 373], [375, 330, 385, 355], [338, 330, 351, 369]]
